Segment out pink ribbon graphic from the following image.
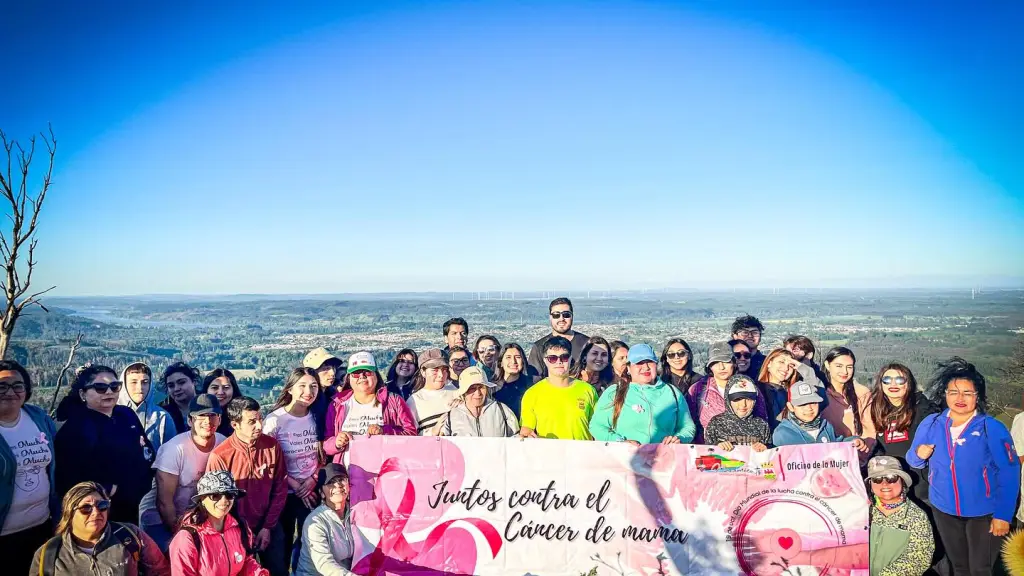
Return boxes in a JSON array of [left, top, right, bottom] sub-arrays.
[[355, 457, 503, 575]]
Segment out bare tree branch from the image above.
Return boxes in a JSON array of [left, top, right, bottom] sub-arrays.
[[49, 332, 83, 416]]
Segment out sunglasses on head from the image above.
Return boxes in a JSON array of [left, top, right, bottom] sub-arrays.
[[733, 352, 752, 360], [544, 353, 571, 364], [549, 311, 572, 319], [870, 475, 901, 485], [208, 493, 236, 503], [77, 500, 111, 515], [85, 382, 123, 394], [666, 351, 688, 360], [881, 376, 907, 385]]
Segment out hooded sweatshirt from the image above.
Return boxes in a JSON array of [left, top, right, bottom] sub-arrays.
[[589, 380, 696, 444], [703, 380, 771, 447], [686, 375, 768, 443], [118, 364, 178, 454]]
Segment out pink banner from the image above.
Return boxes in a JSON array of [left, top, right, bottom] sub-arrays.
[[348, 437, 869, 575]]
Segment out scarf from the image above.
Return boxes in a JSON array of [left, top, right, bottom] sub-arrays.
[[787, 409, 823, 433]]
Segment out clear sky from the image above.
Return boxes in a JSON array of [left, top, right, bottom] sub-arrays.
[[3, 0, 1022, 296]]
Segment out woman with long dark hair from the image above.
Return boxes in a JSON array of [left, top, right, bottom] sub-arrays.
[[868, 363, 935, 504], [159, 361, 200, 433], [384, 348, 418, 399], [908, 357, 1019, 576], [54, 364, 156, 525], [408, 348, 459, 435], [609, 341, 629, 381], [201, 368, 241, 437], [262, 367, 323, 572], [325, 351, 416, 463], [658, 338, 698, 394], [819, 347, 874, 442], [492, 343, 533, 418], [756, 348, 825, 430], [473, 335, 501, 380], [570, 337, 616, 395], [30, 481, 169, 576]]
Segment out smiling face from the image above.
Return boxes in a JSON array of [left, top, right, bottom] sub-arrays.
[[664, 343, 688, 372], [628, 360, 657, 384], [788, 401, 820, 423], [476, 339, 499, 366], [731, 342, 752, 373], [0, 369, 27, 416], [464, 384, 488, 409], [585, 345, 609, 373], [733, 328, 761, 351], [191, 413, 221, 442], [945, 378, 978, 417], [395, 354, 418, 378], [349, 369, 377, 396], [81, 372, 120, 414], [881, 368, 909, 404], [871, 475, 905, 505], [826, 355, 855, 386], [549, 304, 573, 334], [165, 371, 197, 404], [501, 348, 523, 378], [448, 351, 470, 377], [202, 493, 235, 520], [207, 376, 234, 407], [767, 354, 795, 383], [288, 375, 319, 409], [322, 476, 350, 512]]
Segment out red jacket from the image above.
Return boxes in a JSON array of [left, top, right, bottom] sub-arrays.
[[324, 386, 416, 462], [206, 434, 287, 532], [169, 514, 268, 576]]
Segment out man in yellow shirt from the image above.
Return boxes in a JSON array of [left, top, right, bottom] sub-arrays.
[[519, 336, 597, 440]]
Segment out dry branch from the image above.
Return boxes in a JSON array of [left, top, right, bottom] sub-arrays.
[[48, 332, 83, 415]]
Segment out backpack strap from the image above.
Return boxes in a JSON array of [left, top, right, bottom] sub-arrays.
[[110, 522, 143, 562], [182, 525, 203, 556], [38, 535, 63, 576]]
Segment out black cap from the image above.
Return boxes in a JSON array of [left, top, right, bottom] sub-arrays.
[[317, 463, 348, 489], [189, 393, 223, 417]]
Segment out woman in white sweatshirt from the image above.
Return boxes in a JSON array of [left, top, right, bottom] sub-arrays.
[[296, 464, 354, 576], [406, 348, 458, 435]]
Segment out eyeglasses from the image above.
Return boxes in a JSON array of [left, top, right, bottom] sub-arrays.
[[0, 383, 26, 394], [85, 382, 123, 394], [76, 500, 111, 515], [665, 352, 688, 360], [945, 389, 977, 399], [451, 358, 471, 366], [736, 330, 761, 338], [477, 346, 498, 354], [881, 376, 907, 386], [733, 352, 752, 360], [544, 353, 571, 364], [208, 493, 236, 503], [870, 475, 901, 485], [549, 311, 572, 319]]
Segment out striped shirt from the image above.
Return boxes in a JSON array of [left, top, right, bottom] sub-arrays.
[[407, 385, 458, 435]]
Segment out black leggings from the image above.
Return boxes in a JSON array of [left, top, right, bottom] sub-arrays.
[[279, 493, 313, 571], [931, 507, 1003, 576]]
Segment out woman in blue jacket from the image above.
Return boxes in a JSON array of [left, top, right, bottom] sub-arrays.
[[907, 357, 1019, 576]]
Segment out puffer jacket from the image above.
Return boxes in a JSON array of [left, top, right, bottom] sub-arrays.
[[703, 379, 771, 447], [438, 399, 519, 437], [169, 514, 268, 576], [117, 364, 177, 453], [29, 521, 169, 576]]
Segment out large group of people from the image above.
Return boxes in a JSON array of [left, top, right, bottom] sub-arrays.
[[0, 296, 1020, 576]]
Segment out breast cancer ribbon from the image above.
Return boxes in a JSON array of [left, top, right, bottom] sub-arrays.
[[363, 457, 503, 575]]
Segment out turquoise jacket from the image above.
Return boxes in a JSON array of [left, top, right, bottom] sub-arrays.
[[589, 381, 696, 444], [0, 404, 59, 530]]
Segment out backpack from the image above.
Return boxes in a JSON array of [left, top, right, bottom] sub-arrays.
[[38, 522, 142, 576]]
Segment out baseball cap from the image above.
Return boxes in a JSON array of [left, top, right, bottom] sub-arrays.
[[726, 374, 758, 400], [627, 344, 658, 364], [788, 382, 824, 407], [866, 456, 912, 486], [303, 348, 342, 370], [456, 365, 496, 398], [189, 393, 223, 417], [316, 463, 348, 490], [346, 351, 377, 374], [418, 348, 448, 370], [706, 341, 734, 367]]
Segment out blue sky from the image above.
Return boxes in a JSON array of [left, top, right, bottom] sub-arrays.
[[3, 0, 1022, 295]]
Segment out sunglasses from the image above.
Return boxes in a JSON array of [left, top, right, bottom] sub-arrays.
[[549, 311, 572, 319], [350, 370, 373, 379], [881, 376, 907, 385], [451, 358, 471, 366], [85, 382, 123, 394], [544, 353, 571, 364], [733, 352, 752, 360], [208, 493, 236, 503], [870, 475, 902, 485], [77, 500, 111, 515], [665, 352, 688, 360]]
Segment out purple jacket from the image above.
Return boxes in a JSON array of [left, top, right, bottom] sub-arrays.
[[324, 386, 417, 462]]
